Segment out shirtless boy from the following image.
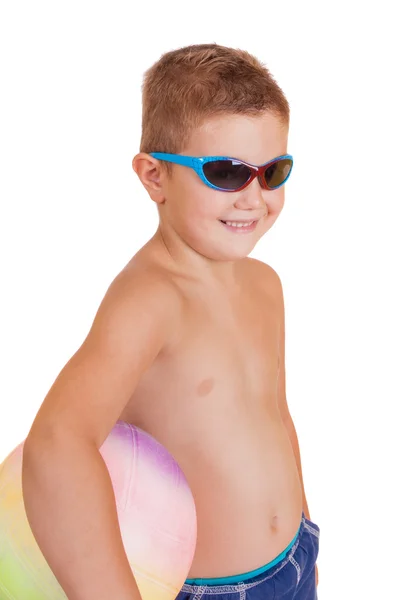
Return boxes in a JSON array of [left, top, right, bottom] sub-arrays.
[[22, 44, 320, 600]]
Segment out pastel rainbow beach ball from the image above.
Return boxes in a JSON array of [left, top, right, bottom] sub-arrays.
[[0, 421, 197, 600]]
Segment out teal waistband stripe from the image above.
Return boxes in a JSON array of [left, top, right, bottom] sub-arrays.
[[185, 521, 302, 586]]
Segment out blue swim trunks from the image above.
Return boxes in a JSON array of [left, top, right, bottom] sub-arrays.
[[176, 513, 320, 600]]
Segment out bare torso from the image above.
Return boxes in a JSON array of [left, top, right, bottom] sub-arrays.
[[119, 245, 303, 578]]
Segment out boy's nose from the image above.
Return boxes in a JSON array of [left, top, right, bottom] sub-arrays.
[[233, 178, 265, 210]]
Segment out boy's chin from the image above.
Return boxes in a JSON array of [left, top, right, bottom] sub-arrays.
[[196, 239, 259, 263]]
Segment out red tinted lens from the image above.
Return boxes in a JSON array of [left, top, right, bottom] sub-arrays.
[[263, 158, 293, 189]]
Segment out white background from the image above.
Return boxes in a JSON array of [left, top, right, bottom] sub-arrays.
[[1, 1, 399, 598]]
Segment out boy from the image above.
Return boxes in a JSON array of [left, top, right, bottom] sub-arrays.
[[22, 44, 320, 600]]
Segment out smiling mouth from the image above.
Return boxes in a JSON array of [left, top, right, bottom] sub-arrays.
[[220, 219, 257, 225], [219, 219, 260, 232]]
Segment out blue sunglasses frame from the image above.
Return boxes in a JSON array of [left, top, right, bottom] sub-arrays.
[[149, 152, 293, 192]]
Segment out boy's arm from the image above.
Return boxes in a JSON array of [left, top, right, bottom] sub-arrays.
[[22, 271, 181, 600], [273, 268, 311, 520]]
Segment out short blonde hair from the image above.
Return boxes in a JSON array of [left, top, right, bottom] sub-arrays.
[[139, 43, 290, 175]]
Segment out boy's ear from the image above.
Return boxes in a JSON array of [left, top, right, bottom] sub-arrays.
[[132, 153, 166, 204]]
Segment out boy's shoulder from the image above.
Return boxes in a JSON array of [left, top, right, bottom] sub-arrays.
[[103, 255, 185, 326], [244, 259, 284, 330], [116, 256, 183, 303], [244, 257, 282, 289]]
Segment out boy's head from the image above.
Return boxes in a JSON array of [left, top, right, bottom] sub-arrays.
[[133, 44, 291, 265]]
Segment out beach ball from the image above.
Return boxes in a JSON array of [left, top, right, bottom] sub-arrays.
[[0, 421, 197, 600]]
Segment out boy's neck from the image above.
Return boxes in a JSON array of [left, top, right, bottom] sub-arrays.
[[142, 227, 244, 290]]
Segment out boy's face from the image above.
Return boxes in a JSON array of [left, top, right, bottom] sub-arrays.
[[136, 111, 289, 264]]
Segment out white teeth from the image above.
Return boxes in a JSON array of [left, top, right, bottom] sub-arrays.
[[224, 220, 255, 228]]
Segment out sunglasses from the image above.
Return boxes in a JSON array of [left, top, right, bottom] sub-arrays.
[[149, 152, 293, 192]]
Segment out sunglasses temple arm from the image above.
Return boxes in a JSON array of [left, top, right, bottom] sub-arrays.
[[150, 153, 197, 168]]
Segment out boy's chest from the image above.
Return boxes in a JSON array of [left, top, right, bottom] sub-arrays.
[[172, 286, 280, 394], [123, 272, 281, 426]]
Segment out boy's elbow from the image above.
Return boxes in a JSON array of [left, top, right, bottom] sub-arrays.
[[23, 424, 82, 466]]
